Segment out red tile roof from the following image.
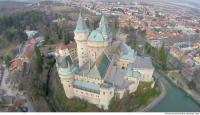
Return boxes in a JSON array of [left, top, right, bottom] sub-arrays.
[[9, 60, 23, 71], [57, 43, 77, 50]]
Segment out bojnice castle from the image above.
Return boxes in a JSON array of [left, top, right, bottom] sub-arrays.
[[54, 12, 155, 110]]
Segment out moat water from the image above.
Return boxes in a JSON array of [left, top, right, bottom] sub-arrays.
[[151, 76, 200, 112]]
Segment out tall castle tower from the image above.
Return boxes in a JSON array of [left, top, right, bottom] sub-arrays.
[[98, 15, 112, 42], [74, 12, 90, 67], [87, 15, 112, 62]]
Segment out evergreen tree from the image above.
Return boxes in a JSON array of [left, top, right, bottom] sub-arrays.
[[34, 46, 43, 73], [44, 34, 49, 45], [64, 30, 70, 45], [111, 16, 119, 40], [4, 55, 12, 67], [159, 44, 167, 70], [58, 29, 63, 40]]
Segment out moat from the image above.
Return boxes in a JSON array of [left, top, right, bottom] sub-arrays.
[[151, 75, 200, 112]]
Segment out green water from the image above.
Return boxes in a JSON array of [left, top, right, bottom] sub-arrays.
[[151, 77, 200, 112]]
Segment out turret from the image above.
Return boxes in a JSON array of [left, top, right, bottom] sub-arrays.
[[74, 12, 89, 34], [57, 56, 78, 98], [74, 12, 90, 67], [98, 15, 112, 41], [99, 83, 115, 110], [125, 64, 141, 93]]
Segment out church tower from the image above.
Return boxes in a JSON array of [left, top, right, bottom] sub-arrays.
[[74, 12, 89, 67]]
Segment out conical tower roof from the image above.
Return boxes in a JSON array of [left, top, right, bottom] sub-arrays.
[[98, 15, 111, 39], [74, 12, 89, 33], [99, 15, 109, 31]]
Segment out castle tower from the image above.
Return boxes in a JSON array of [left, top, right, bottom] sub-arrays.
[[98, 15, 112, 42], [74, 12, 90, 67], [99, 84, 115, 110], [87, 15, 112, 62], [57, 56, 78, 98]]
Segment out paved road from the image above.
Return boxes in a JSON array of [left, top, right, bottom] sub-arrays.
[[0, 65, 35, 112]]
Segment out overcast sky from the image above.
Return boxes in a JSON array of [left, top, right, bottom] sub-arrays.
[[0, 0, 200, 5]]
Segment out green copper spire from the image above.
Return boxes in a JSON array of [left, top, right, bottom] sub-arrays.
[[98, 15, 111, 39], [99, 15, 109, 31], [74, 12, 89, 33], [58, 56, 78, 77]]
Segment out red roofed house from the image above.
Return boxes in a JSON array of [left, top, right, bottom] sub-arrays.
[[55, 43, 77, 60], [9, 60, 23, 71]]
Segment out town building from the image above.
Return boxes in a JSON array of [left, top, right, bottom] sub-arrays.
[[55, 12, 155, 110]]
